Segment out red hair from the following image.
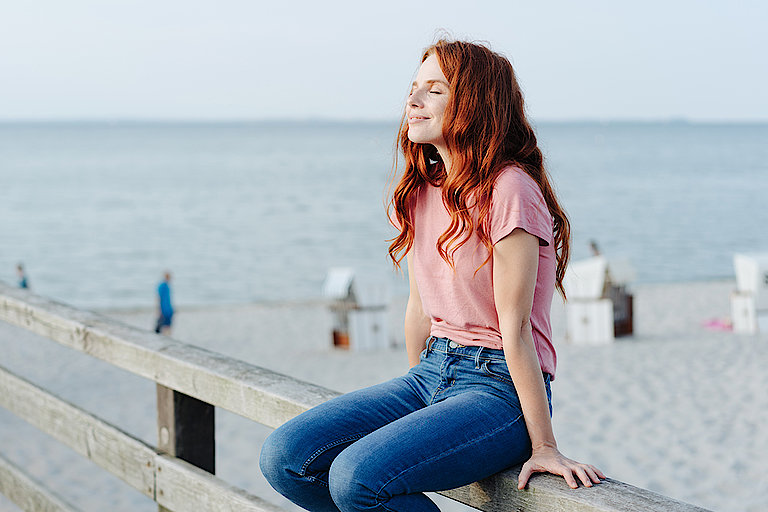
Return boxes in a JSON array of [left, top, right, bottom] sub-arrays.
[[388, 39, 571, 297]]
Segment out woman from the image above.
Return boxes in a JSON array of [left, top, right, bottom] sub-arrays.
[[260, 39, 604, 512]]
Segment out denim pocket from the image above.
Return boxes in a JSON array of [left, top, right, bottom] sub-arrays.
[[481, 360, 514, 384]]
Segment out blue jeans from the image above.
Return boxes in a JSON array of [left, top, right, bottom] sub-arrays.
[[260, 337, 552, 512]]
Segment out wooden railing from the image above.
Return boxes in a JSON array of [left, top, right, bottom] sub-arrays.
[[0, 282, 711, 512]]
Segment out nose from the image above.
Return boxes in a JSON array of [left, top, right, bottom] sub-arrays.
[[408, 88, 424, 108]]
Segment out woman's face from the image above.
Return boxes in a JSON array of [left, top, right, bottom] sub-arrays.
[[407, 54, 450, 153]]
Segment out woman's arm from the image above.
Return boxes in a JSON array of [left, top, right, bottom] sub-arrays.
[[493, 228, 604, 489], [405, 254, 431, 368]]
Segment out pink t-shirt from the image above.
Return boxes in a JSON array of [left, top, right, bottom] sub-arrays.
[[411, 166, 557, 378]]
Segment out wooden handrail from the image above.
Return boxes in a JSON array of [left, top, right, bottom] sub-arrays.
[[0, 364, 283, 512], [0, 283, 711, 511], [0, 453, 81, 512]]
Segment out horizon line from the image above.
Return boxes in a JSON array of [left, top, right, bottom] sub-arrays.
[[1, 117, 767, 125]]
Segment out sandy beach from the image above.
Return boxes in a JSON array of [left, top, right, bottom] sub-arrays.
[[0, 278, 766, 511]]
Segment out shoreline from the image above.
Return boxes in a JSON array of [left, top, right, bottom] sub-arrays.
[[93, 275, 738, 311]]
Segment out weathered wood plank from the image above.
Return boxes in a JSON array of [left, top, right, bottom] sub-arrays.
[[0, 454, 81, 512], [0, 364, 157, 498], [0, 365, 290, 512], [157, 384, 216, 512], [0, 283, 338, 429], [440, 465, 712, 512], [156, 455, 285, 512], [156, 384, 215, 473]]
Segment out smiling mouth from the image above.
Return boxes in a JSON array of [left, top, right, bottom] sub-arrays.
[[408, 115, 430, 122]]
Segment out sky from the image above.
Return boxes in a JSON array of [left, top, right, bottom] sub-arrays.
[[1, 0, 766, 122]]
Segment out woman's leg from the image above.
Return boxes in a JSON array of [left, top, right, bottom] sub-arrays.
[[259, 375, 429, 512], [327, 389, 532, 512], [326, 345, 549, 512], [261, 340, 549, 512]]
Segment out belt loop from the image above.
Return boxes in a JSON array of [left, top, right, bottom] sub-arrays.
[[426, 336, 435, 355], [474, 346, 483, 369]]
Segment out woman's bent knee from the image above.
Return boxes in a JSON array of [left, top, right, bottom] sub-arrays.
[[260, 424, 312, 492], [261, 424, 347, 511], [259, 428, 289, 487], [328, 446, 382, 511]]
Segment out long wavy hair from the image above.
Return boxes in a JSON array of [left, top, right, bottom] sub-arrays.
[[388, 39, 571, 297]]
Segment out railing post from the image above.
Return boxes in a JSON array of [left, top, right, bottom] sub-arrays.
[[156, 384, 215, 511]]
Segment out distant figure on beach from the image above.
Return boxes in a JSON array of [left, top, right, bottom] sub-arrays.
[[589, 239, 601, 257], [261, 39, 604, 511], [154, 271, 174, 335], [16, 263, 29, 289]]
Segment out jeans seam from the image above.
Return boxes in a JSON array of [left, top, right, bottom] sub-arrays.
[[430, 351, 506, 363], [373, 411, 527, 504], [429, 356, 450, 405], [304, 474, 329, 489], [480, 364, 552, 407], [428, 384, 444, 405], [299, 433, 368, 475], [481, 361, 515, 384]]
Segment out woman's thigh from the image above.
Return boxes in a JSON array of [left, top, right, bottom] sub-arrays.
[[260, 374, 428, 479], [329, 386, 532, 503]]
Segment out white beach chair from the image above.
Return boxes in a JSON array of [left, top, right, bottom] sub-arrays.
[[349, 275, 390, 351], [731, 253, 768, 334], [564, 255, 637, 344], [564, 257, 614, 345]]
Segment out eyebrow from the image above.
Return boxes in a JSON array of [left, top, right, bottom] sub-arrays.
[[411, 79, 449, 88]]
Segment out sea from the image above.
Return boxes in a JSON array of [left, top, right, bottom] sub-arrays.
[[1, 120, 767, 310], [2, 120, 767, 511]]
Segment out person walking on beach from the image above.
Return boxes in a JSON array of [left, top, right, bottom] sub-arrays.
[[260, 39, 604, 511], [590, 239, 602, 257], [16, 263, 29, 289], [154, 271, 174, 335]]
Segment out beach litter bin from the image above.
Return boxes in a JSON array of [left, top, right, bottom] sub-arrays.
[[731, 253, 768, 334], [322, 267, 390, 351], [563, 256, 635, 344]]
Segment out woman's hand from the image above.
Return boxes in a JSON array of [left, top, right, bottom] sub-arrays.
[[518, 445, 605, 490]]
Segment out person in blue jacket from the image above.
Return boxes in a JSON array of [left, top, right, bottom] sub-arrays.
[[17, 263, 29, 289], [155, 271, 174, 335]]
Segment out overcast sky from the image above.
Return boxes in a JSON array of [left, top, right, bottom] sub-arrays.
[[1, 0, 766, 121]]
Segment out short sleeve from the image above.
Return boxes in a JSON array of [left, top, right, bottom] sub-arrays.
[[489, 168, 554, 246]]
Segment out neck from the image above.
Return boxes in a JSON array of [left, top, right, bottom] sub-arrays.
[[435, 145, 452, 177]]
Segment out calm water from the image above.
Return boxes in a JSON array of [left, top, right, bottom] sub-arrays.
[[1, 121, 766, 309]]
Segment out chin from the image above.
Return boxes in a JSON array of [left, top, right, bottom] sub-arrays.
[[407, 130, 430, 145]]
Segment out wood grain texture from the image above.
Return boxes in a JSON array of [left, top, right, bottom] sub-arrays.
[[156, 455, 285, 512], [0, 364, 156, 498], [439, 465, 712, 512], [0, 365, 288, 512], [156, 384, 215, 473], [0, 454, 81, 512], [0, 283, 338, 429]]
